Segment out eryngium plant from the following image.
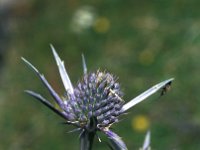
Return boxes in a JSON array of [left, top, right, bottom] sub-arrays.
[[22, 45, 173, 150]]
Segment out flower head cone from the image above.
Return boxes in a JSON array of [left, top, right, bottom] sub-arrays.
[[22, 45, 174, 150]]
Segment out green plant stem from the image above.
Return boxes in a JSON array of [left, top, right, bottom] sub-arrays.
[[80, 130, 95, 150]]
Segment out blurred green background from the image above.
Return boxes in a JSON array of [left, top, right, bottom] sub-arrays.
[[1, 0, 200, 149]]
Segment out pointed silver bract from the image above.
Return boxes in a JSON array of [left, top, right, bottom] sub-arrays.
[[122, 78, 174, 112], [21, 57, 37, 72], [103, 129, 128, 150], [50, 44, 74, 94], [24, 90, 68, 120], [142, 130, 151, 150], [21, 57, 64, 107], [82, 54, 87, 75]]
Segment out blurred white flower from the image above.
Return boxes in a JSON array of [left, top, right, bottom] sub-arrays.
[[70, 5, 96, 33]]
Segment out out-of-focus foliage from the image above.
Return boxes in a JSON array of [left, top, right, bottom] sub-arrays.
[[1, 0, 200, 149]]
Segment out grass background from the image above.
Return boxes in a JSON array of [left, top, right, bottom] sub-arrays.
[[1, 0, 200, 149]]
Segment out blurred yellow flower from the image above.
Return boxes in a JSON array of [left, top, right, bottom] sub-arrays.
[[93, 17, 110, 33], [132, 115, 150, 132]]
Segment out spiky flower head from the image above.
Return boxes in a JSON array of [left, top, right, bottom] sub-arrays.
[[68, 70, 124, 128], [22, 45, 174, 150]]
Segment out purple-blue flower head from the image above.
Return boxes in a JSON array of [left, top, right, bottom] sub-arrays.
[[22, 45, 174, 150]]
